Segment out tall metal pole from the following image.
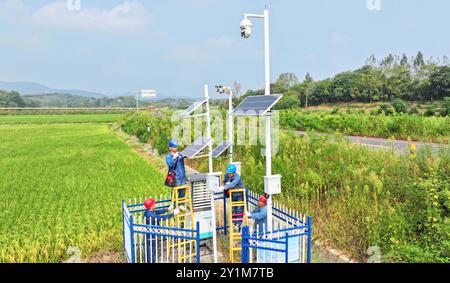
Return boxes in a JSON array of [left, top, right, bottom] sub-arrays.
[[243, 8, 273, 231], [205, 85, 213, 174], [228, 90, 234, 164], [204, 84, 218, 263], [263, 8, 273, 232]]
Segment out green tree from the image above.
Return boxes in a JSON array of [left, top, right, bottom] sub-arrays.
[[303, 73, 314, 107], [273, 72, 299, 93], [428, 66, 450, 101], [0, 90, 27, 107]]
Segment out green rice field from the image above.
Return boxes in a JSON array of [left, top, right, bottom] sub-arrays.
[[0, 123, 165, 262]]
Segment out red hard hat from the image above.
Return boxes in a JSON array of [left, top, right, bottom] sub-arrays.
[[144, 198, 156, 209], [259, 196, 267, 205]]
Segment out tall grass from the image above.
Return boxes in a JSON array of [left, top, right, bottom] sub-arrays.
[[121, 112, 450, 262], [280, 110, 450, 144]]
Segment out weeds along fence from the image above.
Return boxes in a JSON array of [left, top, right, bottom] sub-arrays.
[[122, 197, 201, 263], [243, 190, 312, 263]]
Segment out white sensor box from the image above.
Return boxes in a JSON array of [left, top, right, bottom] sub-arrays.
[[264, 175, 282, 195]]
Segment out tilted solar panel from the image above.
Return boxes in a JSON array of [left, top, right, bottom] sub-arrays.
[[232, 94, 283, 116], [212, 141, 232, 158], [180, 136, 212, 159], [180, 99, 207, 118]]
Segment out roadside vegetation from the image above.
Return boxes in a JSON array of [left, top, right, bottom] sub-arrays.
[[120, 112, 450, 262], [280, 108, 450, 144]]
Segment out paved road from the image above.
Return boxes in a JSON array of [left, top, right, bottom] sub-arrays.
[[295, 131, 448, 154]]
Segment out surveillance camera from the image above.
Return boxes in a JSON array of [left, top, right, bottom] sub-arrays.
[[215, 85, 232, 94], [240, 18, 252, 38]]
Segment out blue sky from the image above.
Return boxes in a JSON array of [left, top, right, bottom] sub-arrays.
[[0, 0, 449, 98]]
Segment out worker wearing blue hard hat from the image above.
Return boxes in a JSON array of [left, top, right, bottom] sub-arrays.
[[220, 164, 244, 197], [165, 139, 187, 198], [216, 164, 246, 230]]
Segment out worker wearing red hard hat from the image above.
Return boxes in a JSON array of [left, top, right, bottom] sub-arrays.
[[144, 197, 180, 263], [246, 195, 268, 234]]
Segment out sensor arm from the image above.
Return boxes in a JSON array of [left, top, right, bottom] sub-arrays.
[[244, 13, 264, 19]]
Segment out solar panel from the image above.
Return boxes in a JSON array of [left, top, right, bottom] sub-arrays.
[[212, 141, 232, 158], [232, 94, 283, 116], [180, 99, 207, 118], [180, 136, 212, 159]]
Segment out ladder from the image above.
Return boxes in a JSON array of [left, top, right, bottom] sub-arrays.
[[228, 188, 248, 263], [170, 185, 197, 262]]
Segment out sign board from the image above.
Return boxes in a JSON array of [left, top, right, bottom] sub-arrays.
[[194, 210, 213, 239], [256, 242, 284, 263], [140, 89, 157, 98], [256, 236, 301, 263], [288, 236, 301, 263]]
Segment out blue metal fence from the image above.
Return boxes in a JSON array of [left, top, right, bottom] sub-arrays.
[[122, 198, 201, 263], [242, 190, 313, 263], [122, 189, 312, 264]]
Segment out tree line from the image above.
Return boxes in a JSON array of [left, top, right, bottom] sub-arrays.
[[239, 52, 450, 109]]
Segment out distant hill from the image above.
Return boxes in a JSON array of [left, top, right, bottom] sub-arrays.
[[0, 81, 106, 98]]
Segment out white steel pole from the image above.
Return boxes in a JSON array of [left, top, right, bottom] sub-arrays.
[[263, 8, 271, 97], [205, 85, 213, 174], [263, 8, 273, 231], [228, 90, 234, 164], [204, 84, 218, 263]]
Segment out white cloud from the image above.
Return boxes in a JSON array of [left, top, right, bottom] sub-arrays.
[[167, 36, 242, 65], [0, 0, 155, 33], [32, 1, 151, 32]]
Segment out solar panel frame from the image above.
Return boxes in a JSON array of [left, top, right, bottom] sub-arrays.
[[232, 94, 283, 116], [212, 141, 232, 158], [180, 136, 212, 159], [180, 98, 208, 118]]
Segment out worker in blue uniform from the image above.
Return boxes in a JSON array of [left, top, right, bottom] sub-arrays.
[[247, 196, 268, 235], [144, 198, 180, 263], [165, 139, 187, 198], [219, 164, 246, 228]]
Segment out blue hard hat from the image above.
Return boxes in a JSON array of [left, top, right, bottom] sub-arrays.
[[226, 164, 237, 174], [168, 139, 178, 148]]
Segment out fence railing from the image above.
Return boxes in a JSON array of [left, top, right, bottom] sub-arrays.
[[122, 198, 201, 263], [243, 190, 312, 263], [122, 190, 312, 264]]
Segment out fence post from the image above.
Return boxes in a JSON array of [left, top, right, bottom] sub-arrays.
[[129, 214, 135, 263], [223, 193, 227, 235], [285, 232, 289, 263], [122, 201, 126, 261], [307, 216, 312, 264], [241, 226, 249, 263], [196, 222, 201, 263]]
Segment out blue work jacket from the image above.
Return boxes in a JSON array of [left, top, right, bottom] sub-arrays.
[[251, 206, 268, 234], [223, 173, 245, 190], [165, 152, 187, 186], [144, 208, 174, 226]]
